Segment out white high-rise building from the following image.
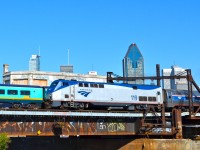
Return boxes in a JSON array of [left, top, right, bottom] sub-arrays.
[[29, 55, 40, 71], [162, 68, 172, 89], [162, 65, 188, 90], [171, 65, 187, 90]]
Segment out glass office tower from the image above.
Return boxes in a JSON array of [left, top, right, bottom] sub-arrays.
[[29, 55, 40, 71], [123, 43, 144, 84]]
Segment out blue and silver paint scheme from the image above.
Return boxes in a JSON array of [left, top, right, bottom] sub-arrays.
[[165, 89, 200, 108], [46, 79, 163, 108]]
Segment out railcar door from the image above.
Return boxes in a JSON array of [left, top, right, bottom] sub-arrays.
[[165, 90, 173, 108], [69, 85, 75, 107], [157, 90, 162, 104]]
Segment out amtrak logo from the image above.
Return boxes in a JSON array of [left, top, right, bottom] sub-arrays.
[[78, 90, 91, 97]]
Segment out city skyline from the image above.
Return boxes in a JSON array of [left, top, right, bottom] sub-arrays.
[[0, 1, 200, 85]]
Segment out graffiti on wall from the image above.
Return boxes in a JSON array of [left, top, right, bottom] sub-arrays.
[[0, 117, 138, 136]]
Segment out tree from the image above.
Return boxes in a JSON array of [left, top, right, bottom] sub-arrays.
[[0, 133, 11, 150]]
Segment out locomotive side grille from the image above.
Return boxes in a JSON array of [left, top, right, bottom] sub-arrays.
[[139, 96, 147, 101], [148, 97, 156, 101]]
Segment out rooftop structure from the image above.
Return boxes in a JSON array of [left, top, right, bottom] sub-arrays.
[[60, 65, 73, 73]]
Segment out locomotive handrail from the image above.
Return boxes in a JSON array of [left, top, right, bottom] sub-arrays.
[[107, 75, 188, 82]]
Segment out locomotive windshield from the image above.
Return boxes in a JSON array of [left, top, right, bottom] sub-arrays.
[[51, 81, 59, 87]]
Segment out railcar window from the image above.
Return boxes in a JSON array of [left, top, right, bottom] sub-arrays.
[[8, 90, 18, 95], [0, 89, 5, 94], [65, 94, 69, 98], [195, 97, 200, 100], [148, 97, 156, 101], [79, 83, 83, 87], [84, 83, 89, 87], [176, 91, 182, 95], [139, 96, 147, 101], [20, 90, 30, 95], [90, 84, 94, 87], [99, 84, 104, 88], [132, 86, 137, 90]]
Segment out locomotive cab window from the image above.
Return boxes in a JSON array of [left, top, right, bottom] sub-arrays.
[[91, 84, 97, 88], [8, 90, 18, 95], [0, 89, 5, 94], [84, 83, 89, 87], [94, 84, 98, 88], [20, 90, 30, 95], [79, 83, 83, 87], [52, 81, 59, 87], [63, 82, 69, 86]]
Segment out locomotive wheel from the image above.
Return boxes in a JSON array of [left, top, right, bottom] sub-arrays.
[[13, 103, 22, 109], [42, 102, 51, 109], [60, 105, 64, 109], [78, 103, 85, 110], [27, 104, 37, 109], [84, 103, 89, 109]]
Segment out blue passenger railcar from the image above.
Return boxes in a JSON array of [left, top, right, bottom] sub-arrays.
[[0, 84, 45, 108], [164, 89, 200, 109]]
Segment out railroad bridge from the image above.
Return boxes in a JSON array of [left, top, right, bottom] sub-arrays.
[[0, 108, 191, 138]]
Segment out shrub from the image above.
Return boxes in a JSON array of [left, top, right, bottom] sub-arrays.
[[0, 133, 11, 150]]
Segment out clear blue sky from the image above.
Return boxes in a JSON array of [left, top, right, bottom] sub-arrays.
[[0, 0, 200, 85]]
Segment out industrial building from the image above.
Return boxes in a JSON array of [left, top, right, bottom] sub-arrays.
[[2, 64, 106, 86]]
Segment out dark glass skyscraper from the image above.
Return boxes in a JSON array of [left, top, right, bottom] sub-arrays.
[[122, 43, 144, 84]]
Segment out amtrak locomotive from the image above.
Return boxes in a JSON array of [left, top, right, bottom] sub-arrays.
[[45, 79, 163, 110], [45, 79, 200, 110]]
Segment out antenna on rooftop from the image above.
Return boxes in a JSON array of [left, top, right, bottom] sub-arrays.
[[68, 49, 70, 65], [38, 46, 41, 57]]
